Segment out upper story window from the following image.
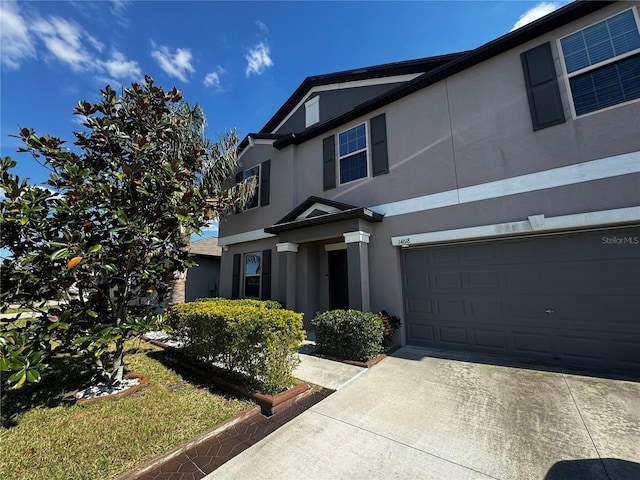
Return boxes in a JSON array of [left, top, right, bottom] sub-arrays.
[[338, 123, 368, 184], [305, 96, 320, 127], [323, 113, 387, 191], [559, 8, 640, 116], [243, 165, 260, 210], [235, 159, 271, 211]]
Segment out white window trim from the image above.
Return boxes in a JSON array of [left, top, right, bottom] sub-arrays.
[[242, 164, 261, 211], [557, 6, 640, 119], [337, 122, 370, 186], [305, 96, 320, 127]]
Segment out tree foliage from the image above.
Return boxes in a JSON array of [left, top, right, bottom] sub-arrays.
[[0, 76, 249, 388]]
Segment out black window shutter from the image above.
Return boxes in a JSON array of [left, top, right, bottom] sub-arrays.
[[260, 249, 272, 300], [323, 135, 336, 190], [231, 253, 241, 299], [370, 113, 389, 176], [260, 159, 270, 207], [521, 42, 565, 131]]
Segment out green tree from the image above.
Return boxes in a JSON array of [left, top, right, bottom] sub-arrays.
[[0, 76, 252, 388], [165, 101, 255, 305]]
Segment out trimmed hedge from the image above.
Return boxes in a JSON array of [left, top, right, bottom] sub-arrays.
[[194, 297, 283, 309], [311, 309, 385, 362], [167, 299, 304, 394]]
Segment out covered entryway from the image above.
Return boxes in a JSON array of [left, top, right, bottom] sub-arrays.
[[265, 196, 383, 323], [402, 227, 640, 375]]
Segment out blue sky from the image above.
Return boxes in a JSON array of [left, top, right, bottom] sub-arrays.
[[1, 0, 568, 247]]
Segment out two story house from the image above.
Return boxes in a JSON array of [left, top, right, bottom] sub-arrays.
[[218, 0, 640, 376]]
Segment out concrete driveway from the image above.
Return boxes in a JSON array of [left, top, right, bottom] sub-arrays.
[[207, 346, 640, 479]]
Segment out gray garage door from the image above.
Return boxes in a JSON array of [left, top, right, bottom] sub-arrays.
[[402, 227, 640, 375]]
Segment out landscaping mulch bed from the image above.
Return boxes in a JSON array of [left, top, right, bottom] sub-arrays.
[[306, 345, 401, 368], [144, 335, 311, 416]]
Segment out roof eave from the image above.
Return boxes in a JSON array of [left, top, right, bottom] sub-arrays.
[[273, 0, 614, 150]]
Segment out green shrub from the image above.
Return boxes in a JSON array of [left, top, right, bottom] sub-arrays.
[[193, 297, 283, 309], [311, 309, 385, 362], [167, 299, 304, 394]]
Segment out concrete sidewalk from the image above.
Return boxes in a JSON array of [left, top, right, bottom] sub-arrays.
[[207, 346, 640, 480]]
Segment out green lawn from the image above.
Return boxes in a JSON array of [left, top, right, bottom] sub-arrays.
[[0, 341, 254, 480]]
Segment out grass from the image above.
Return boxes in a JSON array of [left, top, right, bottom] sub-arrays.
[[0, 340, 254, 480]]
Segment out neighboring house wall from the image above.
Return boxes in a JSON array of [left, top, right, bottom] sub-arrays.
[[220, 2, 640, 374], [185, 255, 221, 302]]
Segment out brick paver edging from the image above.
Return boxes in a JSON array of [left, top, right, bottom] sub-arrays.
[[114, 405, 262, 480]]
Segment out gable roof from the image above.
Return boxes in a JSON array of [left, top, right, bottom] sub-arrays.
[[189, 237, 222, 257], [270, 0, 614, 150], [264, 196, 383, 234], [259, 52, 467, 136]]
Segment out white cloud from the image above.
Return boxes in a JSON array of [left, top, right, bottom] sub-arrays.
[[510, 2, 561, 32], [203, 66, 226, 90], [0, 0, 36, 69], [245, 42, 273, 77], [31, 16, 101, 72], [204, 72, 220, 88], [255, 20, 268, 34], [100, 50, 142, 81], [150, 43, 195, 82]]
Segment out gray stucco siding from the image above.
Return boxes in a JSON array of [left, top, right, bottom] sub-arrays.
[[376, 173, 640, 245], [222, 145, 296, 238], [217, 2, 640, 354]]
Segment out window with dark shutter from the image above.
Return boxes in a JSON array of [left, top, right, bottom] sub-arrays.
[[370, 113, 389, 176], [521, 42, 565, 130], [323, 135, 336, 190], [261, 249, 271, 300]]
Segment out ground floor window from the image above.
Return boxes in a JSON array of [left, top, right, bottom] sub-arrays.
[[244, 252, 261, 298]]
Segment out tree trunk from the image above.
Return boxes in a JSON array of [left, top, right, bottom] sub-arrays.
[[168, 270, 187, 305]]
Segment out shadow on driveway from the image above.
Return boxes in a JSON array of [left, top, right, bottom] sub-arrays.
[[545, 458, 640, 480]]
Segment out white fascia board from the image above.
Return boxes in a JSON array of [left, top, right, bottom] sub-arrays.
[[271, 73, 422, 134], [237, 139, 276, 161], [371, 151, 640, 217], [298, 203, 342, 219], [391, 206, 640, 247], [218, 229, 276, 247]]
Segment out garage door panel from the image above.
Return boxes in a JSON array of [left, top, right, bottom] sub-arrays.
[[435, 299, 466, 317], [613, 338, 640, 369], [511, 331, 554, 356], [467, 270, 500, 288], [408, 324, 435, 343], [438, 326, 468, 345], [469, 298, 503, 317], [433, 271, 463, 288], [609, 303, 640, 327], [473, 329, 508, 350], [556, 335, 608, 362], [403, 227, 640, 376], [430, 246, 460, 263]]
